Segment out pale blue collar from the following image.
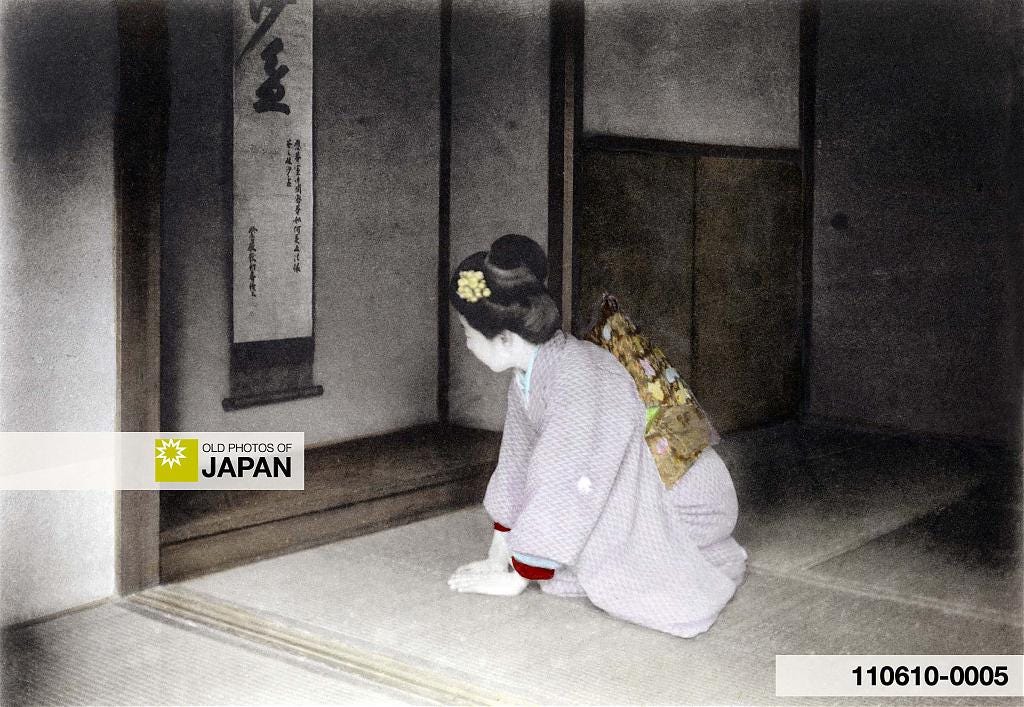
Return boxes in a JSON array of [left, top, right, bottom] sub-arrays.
[[515, 345, 541, 401]]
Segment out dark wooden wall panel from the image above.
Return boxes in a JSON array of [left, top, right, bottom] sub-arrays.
[[575, 148, 802, 434], [693, 157, 802, 431], [576, 149, 696, 379], [810, 1, 1020, 443]]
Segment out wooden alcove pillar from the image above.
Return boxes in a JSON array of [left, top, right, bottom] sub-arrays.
[[548, 0, 584, 332], [114, 0, 169, 594]]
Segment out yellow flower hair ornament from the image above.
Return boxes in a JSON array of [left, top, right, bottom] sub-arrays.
[[456, 270, 491, 303]]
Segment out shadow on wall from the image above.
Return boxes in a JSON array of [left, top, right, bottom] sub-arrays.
[[447, 0, 551, 432], [0, 1, 119, 433], [809, 0, 1023, 446], [0, 1, 120, 627]]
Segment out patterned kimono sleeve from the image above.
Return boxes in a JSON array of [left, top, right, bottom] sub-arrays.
[[507, 361, 640, 567], [482, 379, 534, 529]]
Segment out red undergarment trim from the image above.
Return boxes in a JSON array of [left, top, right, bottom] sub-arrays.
[[511, 555, 555, 581], [493, 522, 511, 532]]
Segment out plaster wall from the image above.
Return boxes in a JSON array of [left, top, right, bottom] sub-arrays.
[[447, 0, 550, 431], [161, 0, 441, 444], [584, 0, 801, 148], [0, 1, 118, 625]]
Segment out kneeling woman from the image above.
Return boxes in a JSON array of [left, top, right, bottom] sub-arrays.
[[447, 234, 747, 638]]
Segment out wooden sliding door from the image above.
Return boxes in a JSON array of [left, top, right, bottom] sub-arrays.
[[575, 143, 803, 433]]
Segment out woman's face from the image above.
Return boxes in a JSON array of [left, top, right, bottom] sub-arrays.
[[459, 315, 514, 373]]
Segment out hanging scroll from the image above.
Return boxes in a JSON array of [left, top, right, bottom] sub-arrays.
[[224, 0, 321, 411], [232, 0, 313, 344]]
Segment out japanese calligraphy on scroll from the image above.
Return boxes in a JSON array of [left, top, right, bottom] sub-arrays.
[[232, 0, 313, 343]]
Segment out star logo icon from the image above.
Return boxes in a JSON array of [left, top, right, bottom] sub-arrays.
[[154, 438, 199, 482]]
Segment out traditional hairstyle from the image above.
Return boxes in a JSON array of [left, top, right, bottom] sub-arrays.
[[449, 234, 561, 344]]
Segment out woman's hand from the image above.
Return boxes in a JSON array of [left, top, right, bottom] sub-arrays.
[[447, 527, 527, 594], [447, 569, 529, 596]]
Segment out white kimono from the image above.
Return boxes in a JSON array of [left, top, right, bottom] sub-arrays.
[[485, 331, 747, 638]]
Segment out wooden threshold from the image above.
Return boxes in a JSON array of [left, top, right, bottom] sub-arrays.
[[159, 423, 500, 582], [160, 471, 491, 582]]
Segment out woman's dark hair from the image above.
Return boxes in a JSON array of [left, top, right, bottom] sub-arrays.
[[448, 234, 561, 344]]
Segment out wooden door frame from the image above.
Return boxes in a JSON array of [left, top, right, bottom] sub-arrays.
[[114, 0, 168, 595], [548, 0, 584, 332], [554, 0, 819, 407]]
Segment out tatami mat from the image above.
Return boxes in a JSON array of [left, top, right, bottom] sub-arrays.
[[1, 602, 409, 706], [730, 431, 1006, 571], [175, 503, 1022, 705], [5, 424, 1021, 705], [805, 489, 1022, 624]]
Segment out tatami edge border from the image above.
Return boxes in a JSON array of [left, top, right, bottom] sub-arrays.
[[128, 585, 525, 706], [746, 479, 1023, 630], [748, 565, 1023, 629]]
